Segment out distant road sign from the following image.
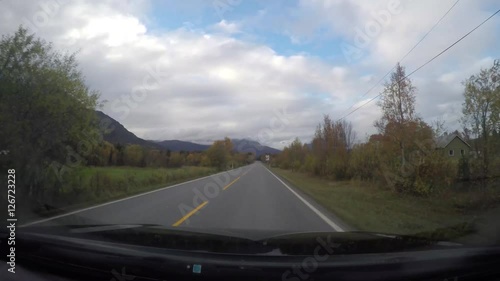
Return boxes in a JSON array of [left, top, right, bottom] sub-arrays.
[[265, 155, 270, 161]]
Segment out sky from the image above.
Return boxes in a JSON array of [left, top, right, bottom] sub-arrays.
[[0, 0, 498, 149]]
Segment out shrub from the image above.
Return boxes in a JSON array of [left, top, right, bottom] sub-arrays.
[[457, 156, 471, 181], [348, 143, 380, 180], [379, 151, 457, 196], [489, 156, 500, 178], [414, 177, 433, 196]]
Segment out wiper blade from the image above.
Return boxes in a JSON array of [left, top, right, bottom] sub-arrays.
[[261, 231, 464, 255]]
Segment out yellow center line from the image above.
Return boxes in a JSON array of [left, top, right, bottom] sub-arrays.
[[172, 201, 208, 227], [223, 176, 241, 190]]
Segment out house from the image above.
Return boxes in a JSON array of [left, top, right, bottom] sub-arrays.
[[435, 133, 471, 159]]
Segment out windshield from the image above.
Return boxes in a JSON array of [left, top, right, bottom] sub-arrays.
[[1, 0, 500, 280]]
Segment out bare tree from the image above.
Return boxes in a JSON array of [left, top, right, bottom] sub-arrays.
[[338, 119, 357, 150], [375, 63, 418, 168], [310, 115, 356, 178], [431, 118, 446, 138]]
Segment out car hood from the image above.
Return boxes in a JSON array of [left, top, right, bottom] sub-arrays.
[[12, 224, 463, 255]]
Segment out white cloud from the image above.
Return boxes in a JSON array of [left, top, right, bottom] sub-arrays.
[[0, 0, 498, 149], [271, 0, 499, 134], [211, 20, 241, 34]]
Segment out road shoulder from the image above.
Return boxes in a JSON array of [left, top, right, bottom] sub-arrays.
[[261, 163, 353, 232]]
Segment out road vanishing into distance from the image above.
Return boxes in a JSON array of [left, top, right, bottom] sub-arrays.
[[21, 162, 347, 232]]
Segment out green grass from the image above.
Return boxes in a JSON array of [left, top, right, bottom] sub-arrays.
[[271, 168, 500, 238], [23, 166, 217, 220]]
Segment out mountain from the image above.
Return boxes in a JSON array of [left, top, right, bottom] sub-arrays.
[[154, 140, 210, 152], [95, 111, 164, 150], [96, 111, 281, 155], [231, 139, 281, 157], [153, 139, 280, 156]]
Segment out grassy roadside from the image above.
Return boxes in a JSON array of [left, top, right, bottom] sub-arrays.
[[270, 167, 492, 237], [17, 166, 218, 222]]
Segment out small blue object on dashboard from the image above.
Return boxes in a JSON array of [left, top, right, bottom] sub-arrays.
[[193, 264, 202, 274]]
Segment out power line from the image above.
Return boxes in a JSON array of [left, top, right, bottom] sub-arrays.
[[339, 0, 460, 116], [399, 0, 461, 64], [338, 8, 500, 121]]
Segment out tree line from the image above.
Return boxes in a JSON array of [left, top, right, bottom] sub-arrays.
[[86, 139, 255, 170], [0, 27, 255, 206], [275, 61, 500, 196]]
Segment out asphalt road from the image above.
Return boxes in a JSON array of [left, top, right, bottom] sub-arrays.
[[21, 162, 347, 232]]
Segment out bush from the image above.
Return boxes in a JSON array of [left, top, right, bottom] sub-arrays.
[[414, 177, 433, 196], [348, 143, 380, 180], [303, 155, 316, 174], [457, 156, 471, 181], [291, 160, 301, 172], [413, 152, 456, 195], [389, 170, 416, 194], [379, 151, 457, 196], [469, 158, 487, 180]]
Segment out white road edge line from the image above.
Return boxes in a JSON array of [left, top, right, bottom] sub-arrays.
[[20, 167, 248, 228], [263, 165, 345, 232]]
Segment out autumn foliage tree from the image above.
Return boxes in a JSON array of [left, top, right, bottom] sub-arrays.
[[310, 116, 355, 179], [276, 138, 307, 171], [461, 59, 500, 177], [206, 137, 233, 170], [277, 116, 356, 179], [375, 63, 418, 170]]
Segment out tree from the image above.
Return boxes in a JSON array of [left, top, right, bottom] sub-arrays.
[[339, 119, 357, 150], [309, 115, 356, 178], [284, 138, 306, 171], [186, 152, 201, 166], [89, 141, 115, 166], [431, 118, 446, 138], [375, 63, 418, 169], [168, 152, 185, 168], [144, 149, 163, 167], [461, 59, 500, 177], [0, 27, 99, 201], [123, 145, 143, 166], [206, 138, 234, 170], [348, 141, 380, 180], [290, 137, 304, 155], [223, 137, 234, 154], [114, 144, 125, 165]]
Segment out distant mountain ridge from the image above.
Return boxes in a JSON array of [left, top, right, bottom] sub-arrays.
[[95, 110, 164, 150], [96, 111, 280, 156], [154, 140, 210, 152], [231, 139, 281, 156]]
